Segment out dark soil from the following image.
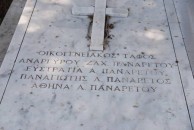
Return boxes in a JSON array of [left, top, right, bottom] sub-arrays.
[[0, 0, 13, 24]]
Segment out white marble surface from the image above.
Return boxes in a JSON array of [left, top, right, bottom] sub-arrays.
[[0, 0, 194, 129]]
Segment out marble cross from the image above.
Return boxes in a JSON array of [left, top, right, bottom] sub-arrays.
[[72, 0, 129, 51]]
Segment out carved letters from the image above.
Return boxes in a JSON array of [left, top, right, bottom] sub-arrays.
[[17, 51, 176, 93]]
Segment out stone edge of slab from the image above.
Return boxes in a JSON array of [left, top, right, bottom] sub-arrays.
[[0, 0, 36, 103], [164, 0, 194, 128], [0, 0, 27, 66]]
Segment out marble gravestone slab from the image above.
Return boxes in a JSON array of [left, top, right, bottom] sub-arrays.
[[0, 0, 194, 129]]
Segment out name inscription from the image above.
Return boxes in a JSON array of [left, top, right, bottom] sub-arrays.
[[17, 51, 177, 93]]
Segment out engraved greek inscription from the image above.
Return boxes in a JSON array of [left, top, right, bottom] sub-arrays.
[[102, 68, 164, 76], [86, 61, 107, 66], [31, 83, 70, 90], [107, 77, 171, 84], [123, 54, 156, 59], [89, 69, 96, 73], [90, 85, 157, 93], [77, 85, 85, 90], [17, 51, 173, 93], [20, 74, 87, 82], [113, 61, 177, 68], [68, 67, 82, 73], [94, 77, 101, 82], [37, 51, 118, 58], [19, 58, 80, 65]]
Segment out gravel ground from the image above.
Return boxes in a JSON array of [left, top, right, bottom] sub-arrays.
[[0, 0, 13, 24]]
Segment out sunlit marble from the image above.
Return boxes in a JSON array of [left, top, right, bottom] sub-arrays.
[[0, 0, 194, 129]]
